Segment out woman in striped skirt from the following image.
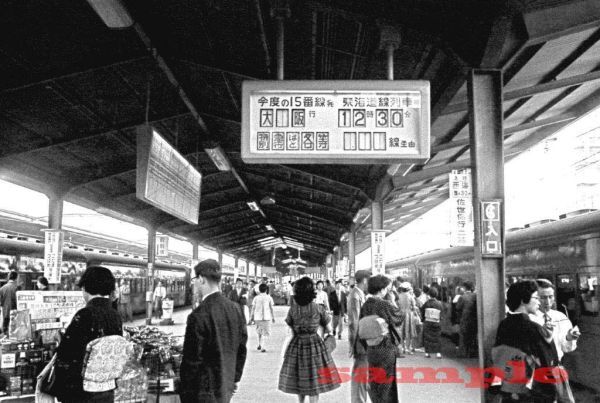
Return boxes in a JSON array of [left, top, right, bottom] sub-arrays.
[[279, 277, 341, 402]]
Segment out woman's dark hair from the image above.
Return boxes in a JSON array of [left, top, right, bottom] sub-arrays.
[[428, 287, 439, 299], [259, 283, 268, 293], [506, 280, 538, 311], [77, 266, 115, 296], [367, 275, 391, 295], [316, 280, 324, 287], [293, 277, 317, 306], [37, 276, 49, 288]]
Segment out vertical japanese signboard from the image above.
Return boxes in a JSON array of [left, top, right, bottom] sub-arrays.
[[449, 169, 474, 246], [480, 200, 503, 257], [371, 231, 386, 275], [242, 81, 430, 164], [43, 229, 63, 284], [156, 235, 169, 257]]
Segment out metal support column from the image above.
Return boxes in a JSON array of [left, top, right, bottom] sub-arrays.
[[218, 250, 223, 268], [48, 196, 63, 230], [146, 227, 156, 325], [371, 201, 383, 230], [467, 69, 506, 403], [192, 242, 199, 262]]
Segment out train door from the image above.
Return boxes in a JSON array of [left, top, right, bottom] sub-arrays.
[[556, 274, 578, 325]]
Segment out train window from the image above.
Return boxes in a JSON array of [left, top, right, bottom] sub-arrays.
[[579, 274, 598, 315], [556, 274, 578, 322]]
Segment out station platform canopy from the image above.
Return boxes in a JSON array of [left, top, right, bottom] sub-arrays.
[[1, 0, 600, 269]]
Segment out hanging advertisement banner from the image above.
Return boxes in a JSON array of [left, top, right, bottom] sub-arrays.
[[371, 231, 386, 275], [449, 169, 474, 246], [43, 229, 64, 284]]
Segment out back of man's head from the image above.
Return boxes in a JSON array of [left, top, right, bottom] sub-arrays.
[[8, 271, 18, 281], [536, 278, 554, 290], [194, 259, 222, 283], [354, 270, 371, 286]]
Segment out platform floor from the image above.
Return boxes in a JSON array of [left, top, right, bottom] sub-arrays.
[[133, 305, 482, 402]]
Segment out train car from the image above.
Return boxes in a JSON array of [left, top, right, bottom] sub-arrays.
[[386, 209, 600, 392], [0, 237, 192, 315]]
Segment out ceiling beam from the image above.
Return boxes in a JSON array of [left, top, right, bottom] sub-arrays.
[[431, 112, 577, 153], [264, 204, 342, 228], [392, 160, 471, 189], [442, 69, 600, 115], [243, 171, 354, 206], [385, 190, 449, 211], [385, 178, 448, 201], [266, 210, 341, 233], [241, 166, 366, 200]]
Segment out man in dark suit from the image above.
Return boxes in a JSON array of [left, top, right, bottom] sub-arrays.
[[180, 260, 248, 403], [229, 278, 248, 309], [329, 279, 347, 339]]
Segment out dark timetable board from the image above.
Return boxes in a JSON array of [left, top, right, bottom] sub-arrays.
[[136, 125, 202, 224]]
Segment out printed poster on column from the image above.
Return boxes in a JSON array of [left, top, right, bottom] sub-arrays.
[[371, 231, 386, 275], [449, 169, 474, 246], [43, 229, 64, 284]]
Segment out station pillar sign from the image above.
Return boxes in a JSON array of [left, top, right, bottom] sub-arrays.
[[480, 200, 503, 257], [43, 229, 64, 284], [242, 80, 430, 164], [371, 231, 387, 275]]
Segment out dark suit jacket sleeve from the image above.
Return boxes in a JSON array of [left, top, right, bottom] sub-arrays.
[[181, 312, 207, 393], [235, 305, 248, 383]]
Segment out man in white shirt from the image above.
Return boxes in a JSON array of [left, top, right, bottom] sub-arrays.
[[530, 278, 580, 362], [348, 270, 370, 403]]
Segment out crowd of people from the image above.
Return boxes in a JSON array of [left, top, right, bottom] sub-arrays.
[[1, 258, 578, 403]]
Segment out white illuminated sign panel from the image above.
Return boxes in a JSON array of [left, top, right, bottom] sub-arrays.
[[43, 229, 63, 284], [242, 81, 430, 164], [137, 126, 202, 224]]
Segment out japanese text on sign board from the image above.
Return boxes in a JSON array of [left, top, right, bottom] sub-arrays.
[[44, 230, 63, 284], [371, 231, 386, 275], [481, 201, 503, 257], [449, 169, 473, 247], [242, 81, 430, 163]]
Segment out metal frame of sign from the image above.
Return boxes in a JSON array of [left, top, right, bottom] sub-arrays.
[[241, 80, 430, 164], [479, 199, 504, 258]]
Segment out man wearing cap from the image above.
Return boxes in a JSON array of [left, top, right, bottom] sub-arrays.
[[180, 259, 248, 403]]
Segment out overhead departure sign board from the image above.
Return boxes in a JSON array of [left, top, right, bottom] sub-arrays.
[[242, 80, 430, 164], [136, 126, 202, 224]]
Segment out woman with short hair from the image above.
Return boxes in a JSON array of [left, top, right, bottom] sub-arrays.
[[279, 277, 341, 402], [52, 266, 123, 403], [37, 276, 49, 291], [358, 275, 403, 403]]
